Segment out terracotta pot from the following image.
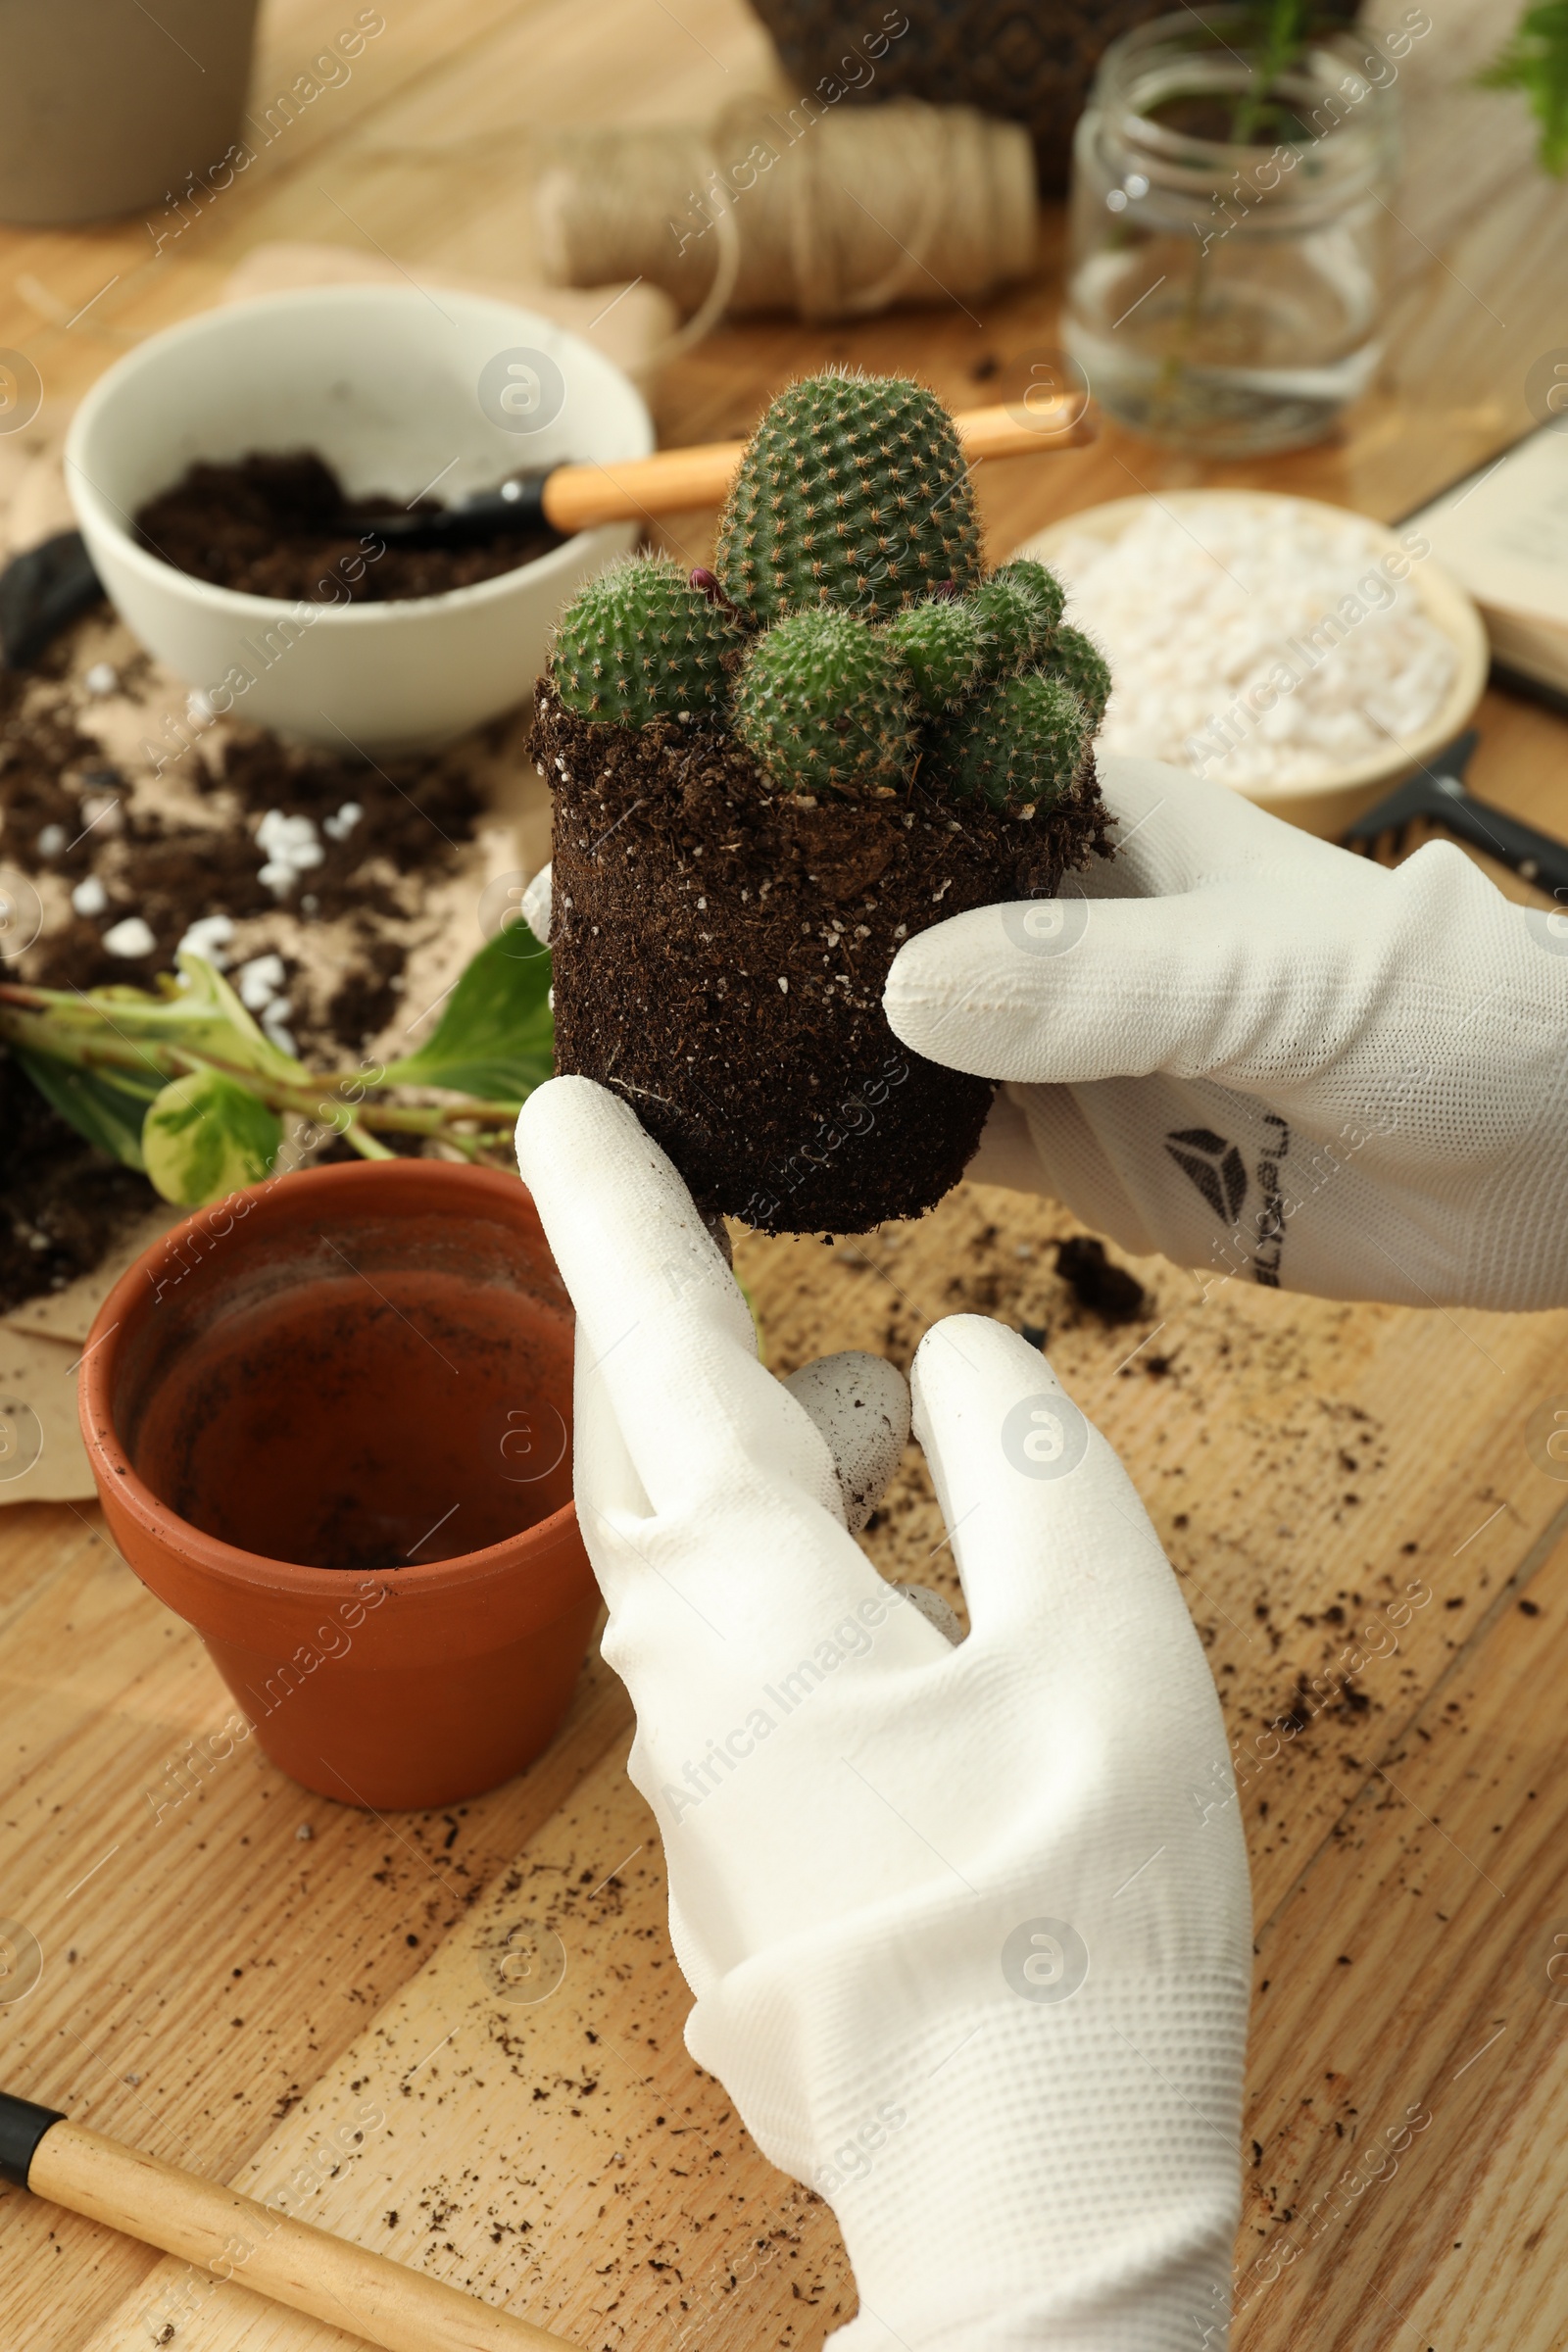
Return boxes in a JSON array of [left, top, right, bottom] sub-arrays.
[[78, 1161, 599, 1812]]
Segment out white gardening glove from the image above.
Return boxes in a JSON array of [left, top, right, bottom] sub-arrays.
[[884, 755, 1568, 1309], [517, 1076, 1250, 2352]]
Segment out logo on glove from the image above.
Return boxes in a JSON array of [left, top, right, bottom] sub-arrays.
[[1167, 1121, 1290, 1289], [1164, 1127, 1249, 1224]]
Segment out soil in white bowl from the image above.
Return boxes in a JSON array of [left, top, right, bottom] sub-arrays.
[[134, 452, 564, 603]]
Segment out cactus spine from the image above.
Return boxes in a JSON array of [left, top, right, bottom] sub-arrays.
[[1040, 622, 1112, 733], [970, 558, 1066, 679], [883, 596, 984, 713]]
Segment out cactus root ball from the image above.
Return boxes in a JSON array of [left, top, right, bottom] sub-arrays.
[[553, 555, 742, 726], [884, 597, 985, 713], [715, 369, 985, 626], [929, 671, 1089, 813], [732, 608, 917, 798], [1043, 622, 1113, 734]]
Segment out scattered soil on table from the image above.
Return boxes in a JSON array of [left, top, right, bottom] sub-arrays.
[[0, 1053, 150, 1313], [1, 677, 485, 1003], [1055, 1234, 1148, 1325], [134, 453, 564, 603], [543, 686, 1111, 1234], [0, 630, 511, 1314]]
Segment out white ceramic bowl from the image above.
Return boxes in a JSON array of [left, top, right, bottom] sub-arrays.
[[1016, 491, 1489, 838], [65, 285, 653, 752]]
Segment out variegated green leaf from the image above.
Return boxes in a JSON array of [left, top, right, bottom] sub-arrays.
[[142, 1066, 282, 1206]]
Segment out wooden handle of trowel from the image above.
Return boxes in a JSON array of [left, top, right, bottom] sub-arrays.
[[539, 397, 1095, 533], [13, 2108, 574, 2352]]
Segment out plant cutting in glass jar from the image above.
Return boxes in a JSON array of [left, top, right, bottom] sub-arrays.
[[1150, 0, 1321, 420], [1066, 1, 1397, 456]]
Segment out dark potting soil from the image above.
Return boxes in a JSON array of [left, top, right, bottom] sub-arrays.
[[133, 453, 564, 604], [0, 1052, 151, 1314], [0, 662, 483, 1002], [1055, 1234, 1148, 1327], [0, 663, 487, 1311], [542, 686, 1112, 1234]]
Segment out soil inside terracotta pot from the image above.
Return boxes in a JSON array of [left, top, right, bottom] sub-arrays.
[[127, 1268, 574, 1572], [133, 453, 564, 603], [541, 685, 1111, 1234]]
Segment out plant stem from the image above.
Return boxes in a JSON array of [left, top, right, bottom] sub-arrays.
[[1231, 0, 1310, 146], [338, 1120, 398, 1162], [0, 989, 523, 1136], [1151, 0, 1312, 423]]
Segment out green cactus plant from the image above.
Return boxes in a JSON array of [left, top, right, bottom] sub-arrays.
[[548, 376, 1100, 836], [928, 671, 1089, 814], [970, 557, 1066, 680], [731, 608, 917, 798], [552, 554, 743, 726], [1041, 622, 1112, 734], [883, 595, 984, 713], [714, 370, 985, 626]]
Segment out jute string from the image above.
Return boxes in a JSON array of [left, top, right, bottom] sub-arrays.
[[533, 98, 1037, 355]]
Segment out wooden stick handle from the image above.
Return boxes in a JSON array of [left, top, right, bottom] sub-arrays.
[[28, 2121, 575, 2352], [539, 396, 1094, 534]]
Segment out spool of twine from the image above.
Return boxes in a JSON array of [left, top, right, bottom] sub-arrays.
[[534, 97, 1036, 351]]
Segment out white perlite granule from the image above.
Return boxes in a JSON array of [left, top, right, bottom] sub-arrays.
[[1046, 501, 1455, 788]]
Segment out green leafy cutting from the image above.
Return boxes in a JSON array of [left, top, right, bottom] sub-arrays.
[[382, 932, 554, 1100], [143, 1067, 284, 1204], [11, 1049, 157, 1169], [1481, 1, 1568, 173], [1229, 0, 1316, 144], [0, 928, 552, 1208]]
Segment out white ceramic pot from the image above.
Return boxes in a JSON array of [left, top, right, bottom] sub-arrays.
[[65, 286, 653, 752]]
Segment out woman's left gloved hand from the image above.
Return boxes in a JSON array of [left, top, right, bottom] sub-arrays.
[[884, 754, 1568, 1309], [517, 1076, 1250, 2351]]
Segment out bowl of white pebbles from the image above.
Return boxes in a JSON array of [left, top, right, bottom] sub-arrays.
[[1015, 490, 1488, 836]]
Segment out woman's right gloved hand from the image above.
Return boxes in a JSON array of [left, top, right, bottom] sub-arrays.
[[517, 1076, 1251, 2352]]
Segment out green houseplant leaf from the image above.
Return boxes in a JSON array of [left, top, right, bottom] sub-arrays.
[[141, 1067, 283, 1206], [381, 931, 554, 1102], [10, 1048, 156, 1171], [1, 929, 552, 1197], [1481, 1, 1568, 173]]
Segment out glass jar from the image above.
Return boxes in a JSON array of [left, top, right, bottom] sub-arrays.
[[1065, 7, 1401, 456]]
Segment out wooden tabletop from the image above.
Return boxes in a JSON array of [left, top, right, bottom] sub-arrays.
[[5, 5, 1568, 2348]]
